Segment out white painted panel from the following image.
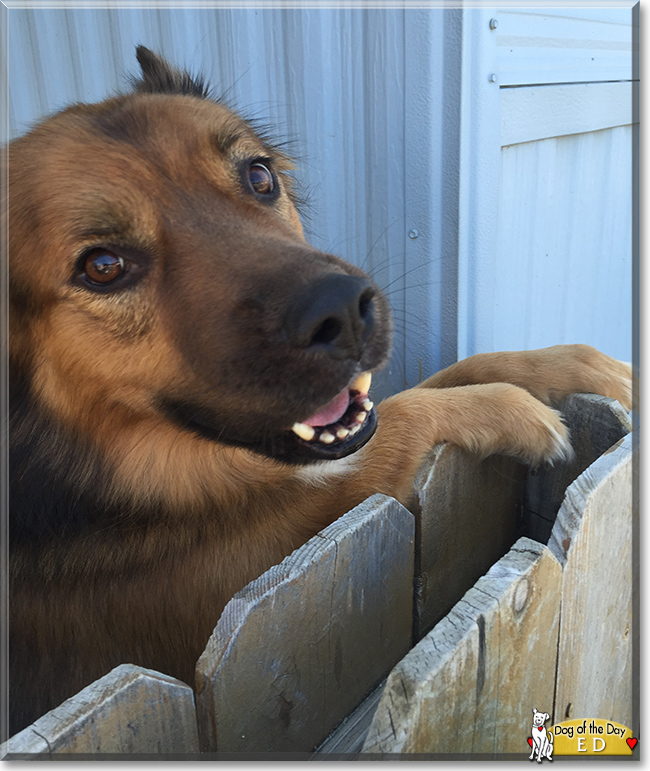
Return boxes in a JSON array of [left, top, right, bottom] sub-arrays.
[[457, 7, 633, 367], [481, 126, 632, 361], [501, 81, 634, 146], [456, 7, 501, 361], [496, 7, 634, 86]]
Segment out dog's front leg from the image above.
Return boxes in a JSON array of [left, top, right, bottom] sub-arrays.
[[335, 382, 571, 509], [416, 344, 632, 410]]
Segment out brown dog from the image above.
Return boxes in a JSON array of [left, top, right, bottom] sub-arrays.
[[7, 47, 632, 735]]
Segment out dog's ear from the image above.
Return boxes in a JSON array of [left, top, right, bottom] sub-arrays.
[[130, 45, 212, 99]]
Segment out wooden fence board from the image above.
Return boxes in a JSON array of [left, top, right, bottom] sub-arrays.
[[2, 664, 199, 757], [549, 433, 634, 727], [362, 538, 561, 755], [524, 394, 630, 544], [195, 494, 414, 753], [316, 682, 384, 754], [412, 446, 526, 640]]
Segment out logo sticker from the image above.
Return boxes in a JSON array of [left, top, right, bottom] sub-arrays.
[[527, 713, 637, 758], [551, 719, 637, 756], [528, 708, 554, 762]]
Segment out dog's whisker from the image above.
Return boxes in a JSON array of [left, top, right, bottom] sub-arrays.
[[381, 285, 442, 303], [359, 219, 404, 272], [378, 264, 433, 295]]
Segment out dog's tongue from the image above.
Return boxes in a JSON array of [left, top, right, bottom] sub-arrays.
[[303, 387, 350, 427]]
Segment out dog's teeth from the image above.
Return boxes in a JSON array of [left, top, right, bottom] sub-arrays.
[[355, 412, 367, 423], [291, 422, 316, 441], [319, 431, 335, 444], [336, 427, 350, 440], [351, 372, 372, 395], [349, 424, 361, 436], [362, 399, 373, 412]]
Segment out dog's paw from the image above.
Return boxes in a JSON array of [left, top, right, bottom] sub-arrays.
[[535, 344, 633, 411], [605, 359, 633, 411], [469, 383, 574, 468], [506, 404, 574, 469], [569, 344, 633, 410], [535, 408, 574, 467]]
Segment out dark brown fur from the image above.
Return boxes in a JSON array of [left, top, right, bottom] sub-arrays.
[[7, 48, 632, 736]]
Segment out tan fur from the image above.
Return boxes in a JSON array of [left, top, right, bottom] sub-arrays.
[[7, 51, 633, 734]]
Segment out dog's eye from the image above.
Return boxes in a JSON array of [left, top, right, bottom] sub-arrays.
[[83, 251, 126, 285], [248, 163, 275, 195]]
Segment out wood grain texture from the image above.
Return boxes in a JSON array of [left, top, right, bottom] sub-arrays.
[[316, 682, 385, 754], [362, 538, 561, 756], [412, 445, 526, 640], [549, 433, 633, 727], [195, 494, 414, 753], [1, 664, 199, 757], [524, 394, 630, 544]]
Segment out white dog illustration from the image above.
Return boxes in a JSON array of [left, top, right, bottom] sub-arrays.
[[530, 708, 554, 762]]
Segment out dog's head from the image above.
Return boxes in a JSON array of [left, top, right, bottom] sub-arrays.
[[532, 709, 549, 728], [8, 47, 392, 468]]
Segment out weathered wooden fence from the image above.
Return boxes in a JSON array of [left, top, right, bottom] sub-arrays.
[[2, 394, 634, 759]]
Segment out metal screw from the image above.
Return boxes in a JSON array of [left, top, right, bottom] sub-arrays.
[[488, 73, 498, 83], [408, 229, 419, 239], [489, 18, 498, 30]]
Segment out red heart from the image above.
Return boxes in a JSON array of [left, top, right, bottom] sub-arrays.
[[528, 738, 533, 747], [538, 726, 544, 731], [627, 737, 638, 750]]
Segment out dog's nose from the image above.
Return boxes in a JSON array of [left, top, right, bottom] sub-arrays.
[[283, 274, 376, 360]]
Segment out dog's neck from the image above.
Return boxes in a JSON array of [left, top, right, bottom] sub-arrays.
[[9, 367, 303, 544]]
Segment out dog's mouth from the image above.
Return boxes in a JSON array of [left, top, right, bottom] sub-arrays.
[[286, 371, 376, 461], [159, 371, 378, 465]]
